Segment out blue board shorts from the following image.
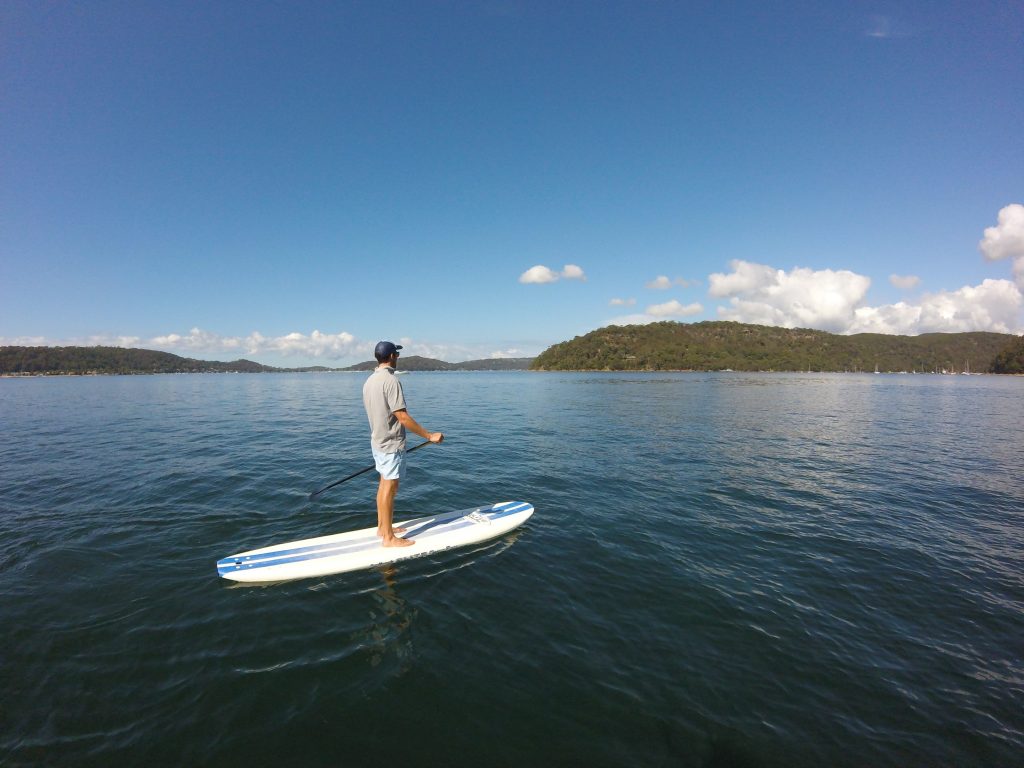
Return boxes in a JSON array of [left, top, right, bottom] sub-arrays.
[[372, 447, 407, 481]]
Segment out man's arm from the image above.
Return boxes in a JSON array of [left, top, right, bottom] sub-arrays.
[[394, 409, 444, 443]]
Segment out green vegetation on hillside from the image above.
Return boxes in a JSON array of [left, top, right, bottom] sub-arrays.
[[0, 347, 295, 375], [531, 322, 1018, 373], [343, 356, 535, 371], [990, 335, 1024, 374], [343, 356, 452, 372], [6, 330, 1017, 376], [452, 357, 536, 371], [0, 346, 536, 375]]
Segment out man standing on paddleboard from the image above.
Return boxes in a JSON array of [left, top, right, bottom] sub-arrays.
[[362, 341, 444, 547]]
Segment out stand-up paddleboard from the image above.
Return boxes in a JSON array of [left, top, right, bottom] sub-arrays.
[[217, 501, 534, 583]]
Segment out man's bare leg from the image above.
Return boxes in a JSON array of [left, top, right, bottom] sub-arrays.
[[376, 477, 413, 547]]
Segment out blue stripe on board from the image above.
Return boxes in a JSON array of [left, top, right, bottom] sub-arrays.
[[490, 501, 530, 519], [216, 516, 469, 574], [218, 536, 384, 574], [220, 506, 478, 566], [217, 533, 378, 570], [216, 502, 531, 575], [216, 503, 531, 575]]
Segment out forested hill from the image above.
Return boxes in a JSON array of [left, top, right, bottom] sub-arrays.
[[0, 347, 321, 375], [343, 356, 535, 371], [5, 332, 1019, 375], [0, 346, 536, 375], [531, 321, 1021, 373]]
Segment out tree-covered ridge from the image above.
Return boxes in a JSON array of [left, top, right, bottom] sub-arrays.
[[531, 321, 1020, 373], [0, 347, 308, 375], [452, 357, 536, 371], [991, 335, 1024, 374], [342, 356, 535, 371], [5, 331, 1018, 375], [0, 347, 536, 375]]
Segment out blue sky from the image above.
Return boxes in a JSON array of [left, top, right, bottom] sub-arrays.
[[2, 1, 1022, 366]]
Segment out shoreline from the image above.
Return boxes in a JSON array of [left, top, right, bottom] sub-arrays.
[[3, 369, 1016, 378]]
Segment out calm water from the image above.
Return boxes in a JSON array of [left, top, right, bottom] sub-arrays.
[[1, 372, 1022, 767]]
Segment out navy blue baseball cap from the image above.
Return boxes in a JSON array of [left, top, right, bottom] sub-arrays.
[[374, 341, 403, 359]]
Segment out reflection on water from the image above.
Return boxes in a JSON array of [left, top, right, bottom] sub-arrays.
[[340, 529, 528, 683], [361, 565, 417, 671], [1, 372, 1021, 767]]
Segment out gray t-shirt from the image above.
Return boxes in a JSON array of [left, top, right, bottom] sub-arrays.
[[362, 366, 407, 453]]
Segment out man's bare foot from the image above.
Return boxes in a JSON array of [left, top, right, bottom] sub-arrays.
[[381, 536, 415, 548], [377, 526, 407, 537]]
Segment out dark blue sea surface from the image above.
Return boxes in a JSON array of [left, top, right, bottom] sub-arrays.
[[1, 371, 1022, 767]]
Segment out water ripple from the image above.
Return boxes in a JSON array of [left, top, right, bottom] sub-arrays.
[[1, 373, 1022, 766]]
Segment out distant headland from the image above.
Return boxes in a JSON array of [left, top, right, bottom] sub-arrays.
[[3, 321, 1023, 375], [530, 321, 1024, 374], [0, 347, 535, 376]]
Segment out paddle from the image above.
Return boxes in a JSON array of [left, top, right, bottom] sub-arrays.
[[308, 440, 434, 501]]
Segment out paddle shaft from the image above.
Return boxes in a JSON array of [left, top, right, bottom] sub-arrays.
[[308, 440, 433, 501]]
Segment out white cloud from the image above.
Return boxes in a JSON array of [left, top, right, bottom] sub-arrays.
[[647, 275, 672, 290], [708, 260, 780, 297], [979, 203, 1024, 261], [398, 341, 457, 361], [1, 328, 365, 361], [146, 327, 362, 359], [849, 280, 1022, 335], [605, 313, 661, 327], [845, 302, 921, 335], [385, 339, 544, 362], [605, 299, 704, 326], [707, 259, 1022, 335], [0, 334, 50, 346], [865, 15, 910, 39], [866, 15, 893, 38], [518, 265, 559, 284], [151, 327, 229, 350], [0, 333, 146, 348], [710, 260, 871, 332], [646, 275, 691, 290], [267, 329, 359, 357], [518, 264, 586, 284], [979, 203, 1024, 289], [0, 329, 551, 365], [889, 274, 920, 290], [89, 334, 142, 347], [610, 297, 636, 306], [561, 264, 586, 281], [647, 299, 704, 318]]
